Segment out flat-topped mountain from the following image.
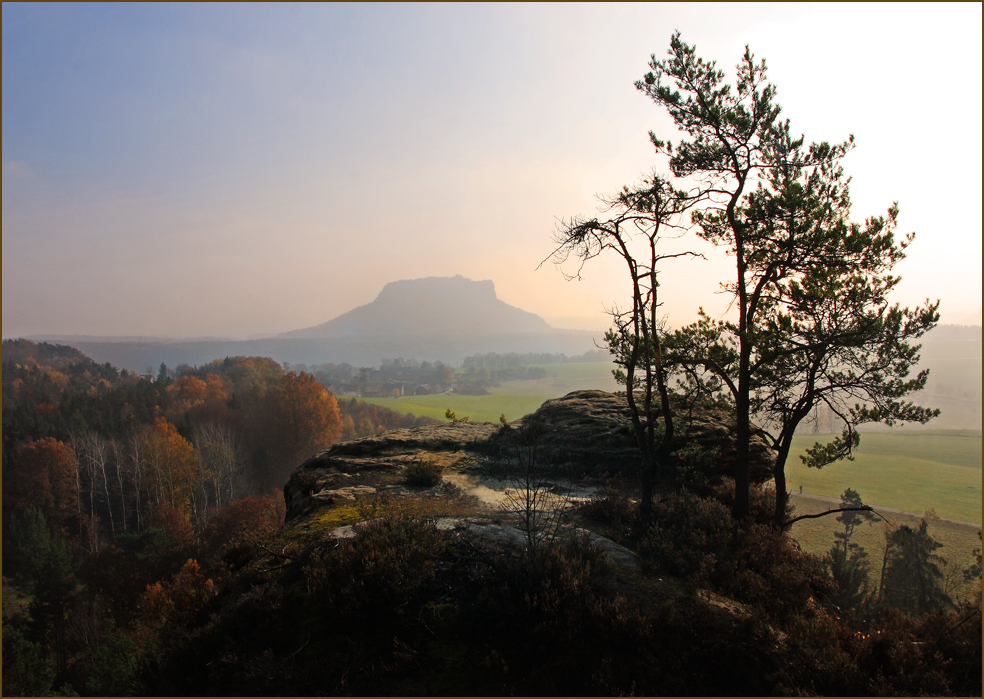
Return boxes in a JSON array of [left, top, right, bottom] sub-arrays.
[[279, 275, 550, 338]]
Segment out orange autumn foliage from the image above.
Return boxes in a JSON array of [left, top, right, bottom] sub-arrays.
[[138, 418, 198, 512], [203, 490, 285, 553], [4, 437, 79, 537], [204, 373, 230, 403], [145, 502, 195, 547], [140, 558, 215, 630], [185, 373, 237, 429], [256, 371, 342, 489]]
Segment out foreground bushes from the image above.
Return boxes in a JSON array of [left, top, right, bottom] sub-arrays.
[[639, 485, 832, 622], [630, 483, 981, 695], [143, 496, 980, 697], [401, 458, 444, 487], [304, 512, 446, 621]]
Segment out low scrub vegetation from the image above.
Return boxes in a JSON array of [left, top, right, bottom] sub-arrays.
[[401, 457, 444, 487], [116, 479, 979, 697]]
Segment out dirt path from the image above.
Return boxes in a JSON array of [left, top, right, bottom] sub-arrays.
[[790, 491, 981, 528]]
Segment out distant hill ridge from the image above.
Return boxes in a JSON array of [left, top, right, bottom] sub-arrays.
[[278, 275, 550, 339]]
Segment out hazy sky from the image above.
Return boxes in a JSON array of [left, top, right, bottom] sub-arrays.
[[3, 3, 982, 339]]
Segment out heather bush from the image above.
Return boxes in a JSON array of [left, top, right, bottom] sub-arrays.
[[469, 533, 658, 695], [473, 533, 613, 638], [639, 489, 733, 588], [639, 488, 833, 622], [846, 605, 981, 696], [578, 485, 638, 544], [402, 457, 444, 487], [723, 523, 834, 623], [304, 512, 446, 621], [711, 477, 791, 526]]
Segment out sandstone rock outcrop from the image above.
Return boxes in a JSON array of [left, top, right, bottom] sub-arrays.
[[489, 390, 775, 481], [283, 390, 775, 522], [284, 421, 498, 522]]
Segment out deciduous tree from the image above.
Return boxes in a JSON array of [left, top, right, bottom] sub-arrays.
[[138, 418, 198, 513], [202, 491, 284, 554], [4, 438, 78, 538], [547, 173, 700, 521], [255, 372, 341, 491], [190, 421, 248, 527]]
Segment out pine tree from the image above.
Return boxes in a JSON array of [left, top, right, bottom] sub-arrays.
[[880, 518, 951, 617]]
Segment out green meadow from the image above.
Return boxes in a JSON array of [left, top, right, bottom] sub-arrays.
[[784, 431, 982, 526], [787, 494, 981, 601], [361, 361, 619, 423]]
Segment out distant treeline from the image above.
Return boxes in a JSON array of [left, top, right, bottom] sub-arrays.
[[462, 348, 610, 368]]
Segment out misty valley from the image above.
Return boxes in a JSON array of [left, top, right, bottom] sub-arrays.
[[5, 24, 983, 699], [3, 317, 981, 695]]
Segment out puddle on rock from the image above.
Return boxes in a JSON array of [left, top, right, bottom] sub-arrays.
[[443, 472, 598, 507]]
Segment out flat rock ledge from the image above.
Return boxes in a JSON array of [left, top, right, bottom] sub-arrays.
[[284, 421, 499, 522], [283, 390, 776, 523]]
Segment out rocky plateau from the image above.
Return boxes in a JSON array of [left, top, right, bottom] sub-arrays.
[[284, 389, 776, 524]]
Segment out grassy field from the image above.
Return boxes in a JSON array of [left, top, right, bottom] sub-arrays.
[[787, 493, 981, 602], [784, 431, 982, 525], [362, 361, 619, 423]]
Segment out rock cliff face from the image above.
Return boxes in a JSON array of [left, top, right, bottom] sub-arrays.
[[490, 390, 776, 480], [283, 390, 775, 522]]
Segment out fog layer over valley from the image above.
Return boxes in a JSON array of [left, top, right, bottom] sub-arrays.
[[19, 276, 982, 431], [23, 276, 600, 373]]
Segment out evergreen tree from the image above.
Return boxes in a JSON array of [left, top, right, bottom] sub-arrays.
[[880, 519, 951, 617], [2, 626, 55, 697], [8, 507, 80, 680], [633, 32, 939, 523], [827, 542, 872, 615], [83, 627, 142, 696], [833, 488, 877, 555], [964, 529, 982, 583]]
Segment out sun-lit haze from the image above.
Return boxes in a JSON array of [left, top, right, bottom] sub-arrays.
[[3, 3, 981, 340]]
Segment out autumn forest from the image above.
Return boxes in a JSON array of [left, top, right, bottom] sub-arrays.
[[1, 338, 438, 695]]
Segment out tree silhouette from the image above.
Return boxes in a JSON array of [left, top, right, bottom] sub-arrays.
[[632, 32, 939, 523], [880, 519, 951, 617], [548, 173, 701, 521], [833, 488, 877, 555]]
